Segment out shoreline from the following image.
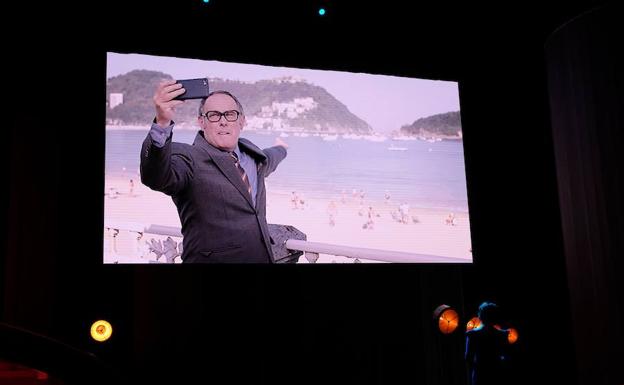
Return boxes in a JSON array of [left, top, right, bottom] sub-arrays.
[[105, 125, 463, 141]]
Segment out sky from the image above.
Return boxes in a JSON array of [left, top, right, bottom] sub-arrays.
[[107, 52, 461, 134]]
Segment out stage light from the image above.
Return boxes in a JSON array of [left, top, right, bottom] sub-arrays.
[[318, 8, 326, 16], [203, 0, 209, 3], [507, 327, 519, 344], [466, 316, 482, 331], [433, 305, 459, 334], [90, 320, 113, 342]]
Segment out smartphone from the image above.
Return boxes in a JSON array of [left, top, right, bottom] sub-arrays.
[[173, 78, 210, 100]]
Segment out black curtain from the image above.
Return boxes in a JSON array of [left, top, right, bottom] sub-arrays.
[[546, 4, 624, 385]]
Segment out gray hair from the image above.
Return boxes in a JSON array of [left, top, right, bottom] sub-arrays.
[[198, 90, 245, 116]]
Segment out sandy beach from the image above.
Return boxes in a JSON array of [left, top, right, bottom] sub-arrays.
[[104, 176, 472, 264]]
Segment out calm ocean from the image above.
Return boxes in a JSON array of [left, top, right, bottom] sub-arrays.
[[105, 129, 469, 212]]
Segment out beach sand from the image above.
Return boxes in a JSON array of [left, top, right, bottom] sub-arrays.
[[104, 176, 472, 264]]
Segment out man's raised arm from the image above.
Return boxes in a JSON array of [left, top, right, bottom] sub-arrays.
[[140, 80, 193, 196]]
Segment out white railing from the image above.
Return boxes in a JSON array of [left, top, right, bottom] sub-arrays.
[[285, 239, 470, 263], [104, 221, 183, 264], [103, 222, 469, 264]]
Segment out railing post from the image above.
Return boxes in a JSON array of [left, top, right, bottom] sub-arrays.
[[304, 252, 319, 263]]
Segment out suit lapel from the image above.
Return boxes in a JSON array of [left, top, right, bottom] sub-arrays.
[[238, 138, 268, 163], [193, 132, 255, 209]]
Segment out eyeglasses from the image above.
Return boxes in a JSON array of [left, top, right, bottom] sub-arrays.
[[200, 110, 241, 123]]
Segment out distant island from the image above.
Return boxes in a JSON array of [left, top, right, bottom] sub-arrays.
[[397, 111, 462, 140], [106, 70, 462, 140]]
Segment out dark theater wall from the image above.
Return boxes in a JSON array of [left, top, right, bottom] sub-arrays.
[[4, 1, 617, 385]]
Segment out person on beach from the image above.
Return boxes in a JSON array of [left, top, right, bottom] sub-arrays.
[[327, 200, 338, 227], [141, 81, 288, 263], [358, 200, 365, 216], [298, 192, 306, 210], [291, 191, 300, 210], [107, 187, 119, 199], [364, 205, 375, 229], [129, 179, 135, 196], [399, 202, 410, 224]]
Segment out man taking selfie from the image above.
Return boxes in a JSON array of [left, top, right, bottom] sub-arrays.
[[140, 80, 288, 263]]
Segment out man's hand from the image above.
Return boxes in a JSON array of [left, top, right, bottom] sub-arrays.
[[274, 137, 289, 149], [153, 79, 186, 127]]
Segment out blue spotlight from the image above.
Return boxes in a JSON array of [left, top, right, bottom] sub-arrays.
[[318, 8, 326, 16]]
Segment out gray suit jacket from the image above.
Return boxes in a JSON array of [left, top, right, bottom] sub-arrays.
[[140, 131, 287, 263]]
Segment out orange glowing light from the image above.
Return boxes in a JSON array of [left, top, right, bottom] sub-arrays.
[[466, 317, 482, 331], [90, 320, 113, 342], [433, 305, 459, 334]]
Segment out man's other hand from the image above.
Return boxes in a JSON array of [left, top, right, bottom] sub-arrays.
[[274, 137, 289, 149]]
